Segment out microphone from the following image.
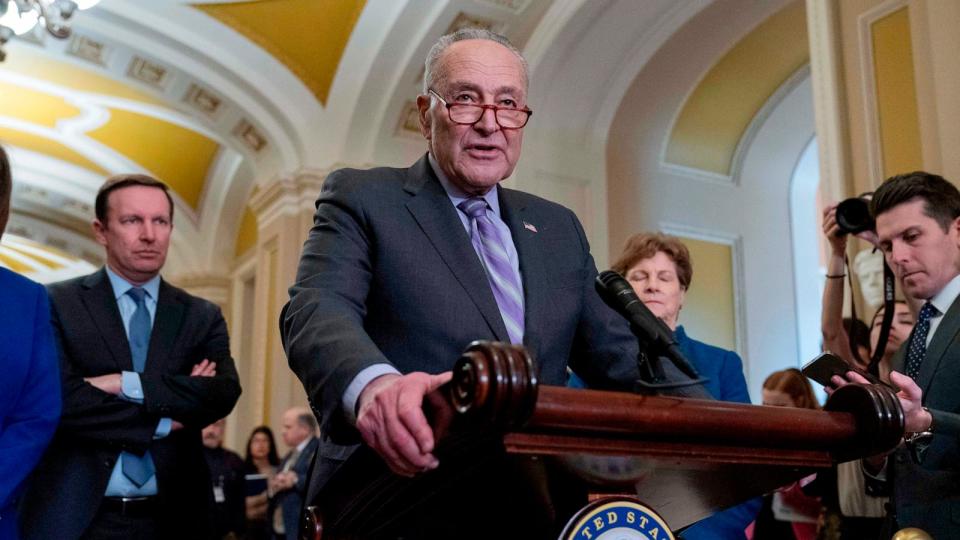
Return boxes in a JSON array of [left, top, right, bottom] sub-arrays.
[[595, 270, 703, 381]]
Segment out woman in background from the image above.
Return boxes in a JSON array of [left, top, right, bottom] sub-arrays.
[[573, 232, 756, 538], [0, 145, 61, 539], [243, 425, 280, 540], [751, 368, 822, 540], [612, 232, 750, 403]]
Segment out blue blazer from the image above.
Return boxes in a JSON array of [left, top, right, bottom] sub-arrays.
[[0, 268, 60, 539], [674, 325, 750, 404], [672, 326, 757, 540]]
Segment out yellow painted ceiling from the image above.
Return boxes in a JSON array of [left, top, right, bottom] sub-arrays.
[[87, 109, 221, 209], [0, 126, 109, 175], [194, 0, 366, 105], [1, 48, 222, 212], [0, 234, 98, 282], [0, 80, 81, 127], [2, 47, 165, 106], [666, 0, 809, 176]]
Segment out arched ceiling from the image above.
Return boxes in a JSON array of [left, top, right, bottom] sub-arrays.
[[0, 0, 808, 280]]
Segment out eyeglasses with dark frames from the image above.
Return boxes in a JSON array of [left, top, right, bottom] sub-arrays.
[[428, 89, 532, 129]]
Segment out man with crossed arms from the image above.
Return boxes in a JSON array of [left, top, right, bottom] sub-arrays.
[[21, 175, 242, 539]]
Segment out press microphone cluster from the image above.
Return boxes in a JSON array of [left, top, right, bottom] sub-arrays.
[[595, 270, 704, 383]]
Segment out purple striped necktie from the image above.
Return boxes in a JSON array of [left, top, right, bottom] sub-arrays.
[[458, 197, 525, 344]]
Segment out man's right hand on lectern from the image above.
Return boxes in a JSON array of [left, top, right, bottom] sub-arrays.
[[356, 371, 452, 477]]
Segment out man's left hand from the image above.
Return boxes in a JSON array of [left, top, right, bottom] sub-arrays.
[[84, 373, 122, 395], [269, 471, 297, 493], [830, 370, 932, 433]]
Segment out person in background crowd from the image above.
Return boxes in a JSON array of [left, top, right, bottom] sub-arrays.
[[0, 145, 61, 540], [570, 232, 756, 539], [750, 368, 822, 540], [19, 174, 242, 540], [821, 203, 916, 377], [243, 426, 279, 540], [202, 418, 246, 540], [842, 317, 871, 366], [268, 407, 318, 540]]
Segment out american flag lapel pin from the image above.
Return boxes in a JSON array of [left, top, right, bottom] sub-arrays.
[[523, 221, 538, 233]]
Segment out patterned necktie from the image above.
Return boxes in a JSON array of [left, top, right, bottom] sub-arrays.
[[905, 301, 937, 380], [458, 197, 525, 344], [122, 287, 155, 486]]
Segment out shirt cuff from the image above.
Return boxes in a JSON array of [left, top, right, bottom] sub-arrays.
[[154, 417, 172, 439], [121, 371, 144, 403], [342, 364, 401, 424]]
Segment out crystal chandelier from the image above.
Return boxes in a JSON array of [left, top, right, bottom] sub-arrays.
[[0, 0, 100, 61]]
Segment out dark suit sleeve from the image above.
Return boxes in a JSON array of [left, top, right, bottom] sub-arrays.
[[52, 296, 157, 451], [564, 210, 641, 390], [140, 304, 241, 428], [930, 409, 960, 437], [282, 170, 393, 441], [0, 285, 60, 508]]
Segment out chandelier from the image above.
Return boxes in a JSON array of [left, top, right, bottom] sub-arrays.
[[0, 0, 100, 61]]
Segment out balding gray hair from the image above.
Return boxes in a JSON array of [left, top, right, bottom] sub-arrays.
[[423, 27, 528, 94], [297, 409, 317, 432]]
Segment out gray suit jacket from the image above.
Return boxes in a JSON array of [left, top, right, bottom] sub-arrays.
[[887, 292, 960, 535], [281, 154, 642, 495]]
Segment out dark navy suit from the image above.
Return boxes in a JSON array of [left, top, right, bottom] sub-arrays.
[[270, 436, 318, 540], [883, 293, 960, 536], [0, 268, 60, 539], [19, 269, 242, 539], [281, 154, 644, 535]]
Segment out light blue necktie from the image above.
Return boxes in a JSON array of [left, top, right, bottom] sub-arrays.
[[122, 287, 155, 486], [458, 198, 525, 344]]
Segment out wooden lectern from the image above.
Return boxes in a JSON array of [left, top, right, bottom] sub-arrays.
[[303, 342, 905, 539]]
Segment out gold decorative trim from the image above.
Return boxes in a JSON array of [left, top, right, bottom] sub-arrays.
[[232, 119, 267, 153], [67, 34, 109, 66], [396, 100, 422, 137], [183, 83, 224, 118], [127, 56, 170, 90]]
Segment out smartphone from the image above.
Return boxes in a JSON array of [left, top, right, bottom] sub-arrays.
[[801, 352, 897, 391]]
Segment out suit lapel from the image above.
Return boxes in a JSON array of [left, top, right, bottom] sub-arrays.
[[145, 280, 186, 378], [80, 269, 133, 372], [403, 156, 510, 342], [917, 295, 960, 393], [499, 188, 545, 360]]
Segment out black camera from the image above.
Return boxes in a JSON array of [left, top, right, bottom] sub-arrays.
[[836, 195, 874, 234]]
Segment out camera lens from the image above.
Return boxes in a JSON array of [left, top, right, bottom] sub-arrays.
[[836, 197, 875, 234]]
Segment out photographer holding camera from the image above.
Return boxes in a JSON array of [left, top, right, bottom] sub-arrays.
[[829, 171, 960, 538], [821, 197, 915, 377]]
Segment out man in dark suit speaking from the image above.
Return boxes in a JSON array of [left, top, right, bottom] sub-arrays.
[[282, 28, 643, 537], [20, 175, 242, 539]]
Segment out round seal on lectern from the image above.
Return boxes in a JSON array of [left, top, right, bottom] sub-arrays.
[[559, 496, 675, 540]]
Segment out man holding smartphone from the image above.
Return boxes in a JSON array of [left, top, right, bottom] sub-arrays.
[[832, 171, 960, 538]]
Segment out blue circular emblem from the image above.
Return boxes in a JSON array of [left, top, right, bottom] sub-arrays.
[[560, 496, 675, 540]]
